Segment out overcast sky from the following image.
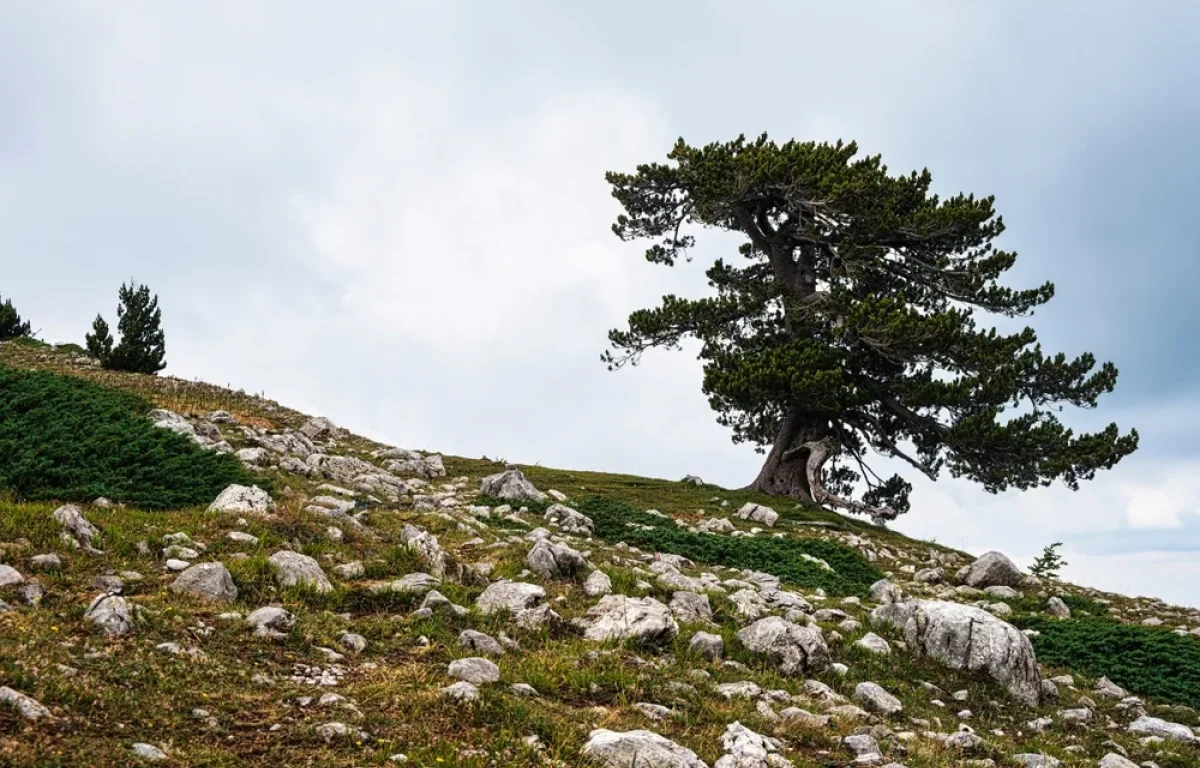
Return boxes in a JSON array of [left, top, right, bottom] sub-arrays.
[[3, 2, 1199, 606]]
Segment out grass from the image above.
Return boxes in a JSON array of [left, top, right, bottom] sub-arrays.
[[0, 365, 260, 508]]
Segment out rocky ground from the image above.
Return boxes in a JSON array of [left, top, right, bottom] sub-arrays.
[[1, 341, 1199, 767]]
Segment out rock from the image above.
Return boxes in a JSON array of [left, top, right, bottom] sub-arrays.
[[29, 554, 62, 572], [584, 570, 613, 597], [339, 632, 367, 652], [268, 551, 333, 593], [400, 525, 447, 580], [715, 682, 762, 700], [447, 656, 500, 685], [0, 565, 24, 588], [332, 561, 364, 579], [714, 722, 792, 768], [681, 475, 704, 486], [1094, 676, 1127, 699], [389, 572, 440, 594], [959, 551, 1023, 589], [736, 616, 831, 676], [854, 632, 892, 655], [1127, 715, 1195, 743], [869, 579, 903, 605], [544, 504, 594, 535], [577, 595, 679, 644], [1045, 596, 1071, 618], [526, 539, 588, 580], [480, 465, 547, 503], [52, 504, 101, 551], [171, 562, 238, 602], [0, 686, 51, 720], [131, 743, 168, 762], [1012, 755, 1060, 768], [855, 681, 903, 715], [689, 631, 724, 660], [476, 581, 547, 615], [440, 681, 480, 702], [581, 729, 708, 768], [227, 531, 259, 545], [842, 733, 881, 759], [1098, 755, 1139, 768], [728, 589, 770, 620], [735, 502, 779, 527], [236, 447, 269, 467], [871, 600, 1040, 707], [669, 591, 713, 623], [245, 606, 296, 638], [208, 484, 275, 514], [913, 567, 943, 584], [299, 416, 340, 440], [459, 630, 505, 657], [84, 594, 136, 635], [942, 730, 983, 750]]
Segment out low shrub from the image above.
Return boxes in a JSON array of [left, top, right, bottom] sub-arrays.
[[0, 365, 259, 508], [1015, 616, 1200, 708], [575, 495, 883, 596]]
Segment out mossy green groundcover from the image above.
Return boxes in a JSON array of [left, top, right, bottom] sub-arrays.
[[572, 496, 883, 596], [1016, 616, 1200, 708], [0, 365, 257, 508]]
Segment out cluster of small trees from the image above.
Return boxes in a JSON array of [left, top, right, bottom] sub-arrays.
[[0, 280, 167, 375]]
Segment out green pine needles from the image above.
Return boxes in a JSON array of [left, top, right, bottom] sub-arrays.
[[0, 366, 258, 508], [1029, 542, 1068, 580], [0, 294, 32, 341], [604, 135, 1138, 522], [86, 280, 167, 374]]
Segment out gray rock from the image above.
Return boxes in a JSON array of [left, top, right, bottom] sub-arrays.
[[131, 743, 168, 762], [389, 572, 440, 594], [869, 579, 903, 605], [440, 681, 480, 702], [459, 630, 505, 657], [714, 722, 791, 768], [854, 632, 891, 655], [581, 728, 708, 768], [245, 606, 296, 638], [268, 551, 333, 593], [544, 503, 594, 535], [960, 551, 1023, 589], [526, 539, 587, 579], [448, 657, 500, 685], [1127, 715, 1195, 742], [226, 531, 260, 545], [29, 554, 62, 572], [855, 681, 903, 715], [736, 616, 831, 676], [1045, 596, 1071, 618], [688, 631, 724, 661], [913, 567, 943, 584], [171, 562, 238, 602], [84, 594, 136, 635], [400, 524, 447, 580], [577, 595, 679, 644], [52, 504, 101, 551], [208, 485, 275, 514], [0, 564, 24, 587], [1094, 676, 1127, 699], [872, 600, 1040, 707], [476, 580, 546, 614], [1011, 755, 1060, 768], [480, 465, 547, 503], [0, 686, 51, 720], [584, 570, 613, 597], [669, 591, 713, 623], [735, 502, 779, 527], [236, 447, 269, 467], [1098, 754, 1139, 768], [843, 733, 881, 758], [339, 633, 367, 652], [332, 561, 364, 579]]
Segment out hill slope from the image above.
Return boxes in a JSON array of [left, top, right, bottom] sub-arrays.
[[1, 339, 1198, 768]]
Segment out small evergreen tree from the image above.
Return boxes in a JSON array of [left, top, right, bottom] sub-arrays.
[[87, 281, 167, 374], [1030, 542, 1068, 580], [0, 294, 32, 340]]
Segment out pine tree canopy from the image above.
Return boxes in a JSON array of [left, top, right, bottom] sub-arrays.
[[86, 281, 166, 375], [603, 135, 1138, 522], [0, 294, 32, 341]]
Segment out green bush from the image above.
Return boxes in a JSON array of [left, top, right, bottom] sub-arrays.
[[1015, 616, 1200, 708], [575, 495, 883, 596], [0, 365, 259, 508]]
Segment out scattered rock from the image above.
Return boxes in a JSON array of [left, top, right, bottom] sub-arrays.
[[29, 554, 62, 572], [84, 594, 136, 636], [584, 570, 613, 597], [855, 681, 903, 715], [0, 686, 51, 720], [480, 465, 547, 503], [669, 591, 713, 623], [577, 595, 679, 644], [688, 631, 724, 660], [53, 504, 102, 552], [208, 485, 275, 514], [171, 562, 238, 602], [130, 743, 168, 762], [1098, 754, 1139, 768], [869, 579, 903, 605], [448, 657, 500, 685], [1127, 715, 1195, 743], [476, 581, 547, 616], [854, 632, 891, 655], [736, 616, 830, 676], [735, 502, 779, 527], [581, 729, 707, 768], [246, 606, 296, 639], [959, 551, 1023, 589], [526, 539, 588, 579], [0, 564, 24, 588], [268, 551, 333, 593], [715, 722, 792, 768], [339, 633, 367, 653], [400, 525, 447, 580], [544, 504, 594, 535], [440, 681, 480, 703], [1045, 596, 1071, 618], [459, 630, 505, 657]]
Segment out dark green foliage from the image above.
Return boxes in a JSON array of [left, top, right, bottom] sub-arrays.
[[604, 135, 1138, 519], [1016, 616, 1200, 708], [87, 280, 167, 374], [1007, 593, 1108, 617], [1029, 541, 1068, 580], [0, 365, 258, 508], [575, 495, 883, 595], [0, 294, 32, 340]]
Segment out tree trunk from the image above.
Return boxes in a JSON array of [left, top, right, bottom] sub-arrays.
[[747, 408, 828, 500]]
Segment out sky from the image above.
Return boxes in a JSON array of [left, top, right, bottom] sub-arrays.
[[2, 2, 1199, 605]]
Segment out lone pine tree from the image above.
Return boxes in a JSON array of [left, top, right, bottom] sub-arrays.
[[603, 135, 1137, 522], [86, 280, 166, 375], [0, 294, 32, 340]]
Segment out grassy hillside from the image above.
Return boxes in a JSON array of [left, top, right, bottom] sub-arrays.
[[1, 339, 1198, 768]]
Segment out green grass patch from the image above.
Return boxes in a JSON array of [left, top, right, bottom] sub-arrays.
[[1015, 616, 1200, 708], [0, 364, 260, 509], [574, 495, 883, 596]]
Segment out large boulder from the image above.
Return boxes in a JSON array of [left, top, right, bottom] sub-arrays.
[[171, 562, 237, 602], [872, 600, 1040, 706], [1127, 715, 1195, 743], [208, 485, 275, 515], [268, 551, 333, 593], [576, 595, 679, 645], [480, 465, 547, 503], [736, 616, 830, 676], [734, 503, 779, 527], [526, 539, 588, 580], [582, 729, 708, 768], [959, 551, 1024, 589]]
